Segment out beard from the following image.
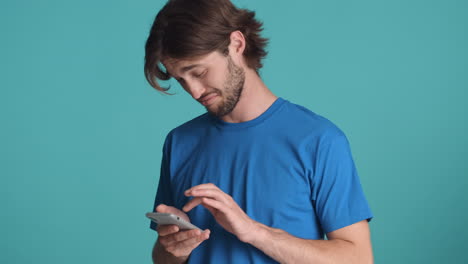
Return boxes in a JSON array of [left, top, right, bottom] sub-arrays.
[[208, 55, 245, 117]]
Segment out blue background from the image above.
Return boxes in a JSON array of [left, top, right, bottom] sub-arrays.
[[2, 0, 467, 263]]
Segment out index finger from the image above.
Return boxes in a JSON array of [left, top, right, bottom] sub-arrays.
[[156, 224, 180, 236], [185, 183, 220, 194]]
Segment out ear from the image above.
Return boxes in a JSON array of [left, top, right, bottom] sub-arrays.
[[227, 30, 247, 66]]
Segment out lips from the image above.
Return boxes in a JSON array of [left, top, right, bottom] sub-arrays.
[[200, 93, 218, 106]]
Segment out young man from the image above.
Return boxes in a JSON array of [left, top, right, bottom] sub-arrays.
[[144, 0, 374, 263]]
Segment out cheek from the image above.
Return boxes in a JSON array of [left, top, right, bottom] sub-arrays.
[[205, 73, 225, 91]]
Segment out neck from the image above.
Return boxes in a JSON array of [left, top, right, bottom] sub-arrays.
[[220, 69, 278, 123]]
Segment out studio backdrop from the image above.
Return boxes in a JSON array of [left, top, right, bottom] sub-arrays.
[[2, 0, 467, 263]]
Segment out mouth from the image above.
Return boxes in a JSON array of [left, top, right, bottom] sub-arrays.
[[200, 93, 219, 106]]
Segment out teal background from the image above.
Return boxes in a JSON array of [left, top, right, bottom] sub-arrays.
[[1, 0, 467, 263]]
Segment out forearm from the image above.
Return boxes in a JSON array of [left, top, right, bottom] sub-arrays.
[[246, 222, 372, 264], [152, 240, 188, 264]]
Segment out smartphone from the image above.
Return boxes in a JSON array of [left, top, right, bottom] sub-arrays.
[[146, 212, 201, 230]]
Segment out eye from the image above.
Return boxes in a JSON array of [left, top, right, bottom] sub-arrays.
[[193, 70, 206, 79]]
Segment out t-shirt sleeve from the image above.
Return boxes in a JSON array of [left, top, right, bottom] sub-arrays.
[[149, 135, 175, 231], [311, 130, 373, 234]]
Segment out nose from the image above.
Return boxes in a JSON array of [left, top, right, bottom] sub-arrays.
[[184, 80, 206, 100]]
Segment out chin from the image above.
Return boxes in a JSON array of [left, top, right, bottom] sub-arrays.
[[206, 99, 222, 113], [207, 107, 222, 117]]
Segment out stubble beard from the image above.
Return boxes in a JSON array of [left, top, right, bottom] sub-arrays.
[[208, 55, 245, 118]]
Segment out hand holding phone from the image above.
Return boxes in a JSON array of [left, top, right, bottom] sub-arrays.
[[149, 204, 210, 260]]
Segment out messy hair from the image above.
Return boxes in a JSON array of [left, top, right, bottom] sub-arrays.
[[144, 0, 269, 93]]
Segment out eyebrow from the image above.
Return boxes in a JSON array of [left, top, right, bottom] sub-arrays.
[[180, 64, 202, 74], [168, 64, 202, 79]]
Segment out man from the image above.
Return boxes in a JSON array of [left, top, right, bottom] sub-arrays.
[[144, 0, 374, 263]]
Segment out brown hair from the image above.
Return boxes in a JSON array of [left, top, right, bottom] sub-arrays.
[[144, 0, 269, 93]]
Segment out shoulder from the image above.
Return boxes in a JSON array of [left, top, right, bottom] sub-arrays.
[[172, 112, 211, 135], [280, 99, 347, 143], [163, 112, 211, 148]]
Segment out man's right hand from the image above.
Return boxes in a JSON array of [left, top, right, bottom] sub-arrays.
[[155, 204, 210, 260]]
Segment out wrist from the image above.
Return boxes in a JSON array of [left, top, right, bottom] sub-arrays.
[[240, 220, 268, 245], [154, 241, 188, 264]]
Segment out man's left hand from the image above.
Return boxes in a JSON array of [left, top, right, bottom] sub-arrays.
[[182, 183, 257, 243]]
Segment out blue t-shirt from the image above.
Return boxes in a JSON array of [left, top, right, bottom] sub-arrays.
[[150, 97, 373, 263]]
